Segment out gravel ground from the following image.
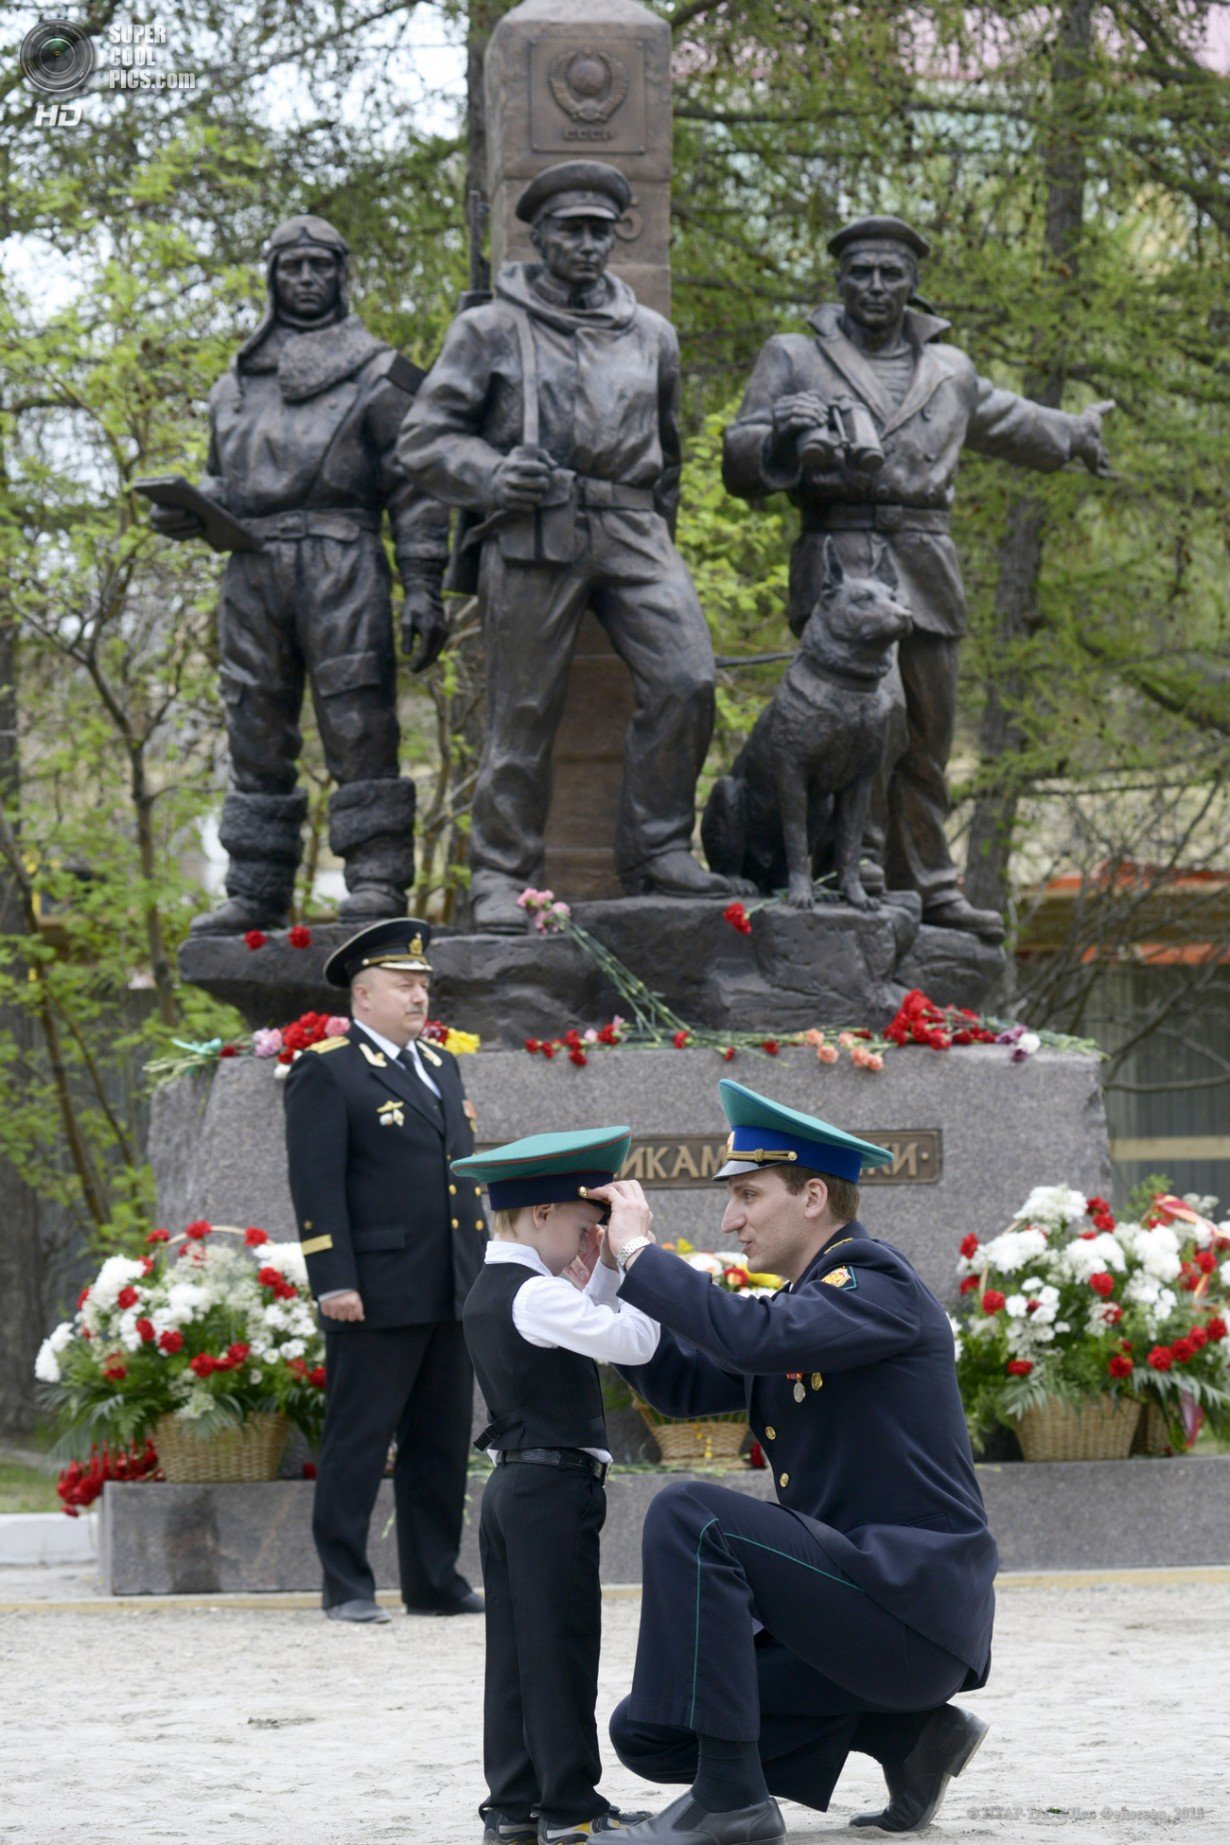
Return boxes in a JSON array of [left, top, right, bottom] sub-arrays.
[[0, 1570, 1225, 1844]]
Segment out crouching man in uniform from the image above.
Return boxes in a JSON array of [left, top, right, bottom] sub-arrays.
[[283, 918, 486, 1622], [585, 1082, 996, 1841]]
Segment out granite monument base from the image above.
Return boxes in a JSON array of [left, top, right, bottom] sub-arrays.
[[177, 895, 1006, 1043], [98, 1456, 1230, 1594], [150, 1045, 1110, 1306]]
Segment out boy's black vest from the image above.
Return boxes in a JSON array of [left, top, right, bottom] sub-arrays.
[[463, 1261, 607, 1452]]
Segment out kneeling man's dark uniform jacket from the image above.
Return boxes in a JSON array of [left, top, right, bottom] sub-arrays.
[[284, 1027, 487, 1608]]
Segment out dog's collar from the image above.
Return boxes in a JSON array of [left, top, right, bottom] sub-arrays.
[[795, 643, 892, 691]]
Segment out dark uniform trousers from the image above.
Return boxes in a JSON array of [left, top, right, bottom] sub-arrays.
[[610, 1480, 969, 1812], [470, 509, 716, 893], [313, 1319, 473, 1610], [479, 1462, 608, 1828]]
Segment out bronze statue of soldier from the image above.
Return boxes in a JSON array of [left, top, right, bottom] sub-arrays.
[[151, 216, 449, 934], [398, 160, 749, 934], [723, 215, 1113, 942]]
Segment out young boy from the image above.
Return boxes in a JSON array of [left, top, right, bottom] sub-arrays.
[[453, 1127, 661, 1845]]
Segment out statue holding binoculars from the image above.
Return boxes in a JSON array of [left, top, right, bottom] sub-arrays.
[[723, 215, 1113, 941]]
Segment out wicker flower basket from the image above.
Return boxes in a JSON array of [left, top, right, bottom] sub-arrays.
[[1130, 1400, 1174, 1457], [153, 1411, 290, 1484], [1015, 1395, 1141, 1463], [632, 1400, 749, 1468]]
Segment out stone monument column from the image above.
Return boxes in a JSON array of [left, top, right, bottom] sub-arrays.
[[483, 0, 673, 898]]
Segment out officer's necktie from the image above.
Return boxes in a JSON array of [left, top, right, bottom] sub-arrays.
[[398, 1042, 444, 1119]]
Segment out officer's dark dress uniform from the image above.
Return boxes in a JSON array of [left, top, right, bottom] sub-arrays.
[[608, 1088, 997, 1820], [283, 925, 486, 1612]]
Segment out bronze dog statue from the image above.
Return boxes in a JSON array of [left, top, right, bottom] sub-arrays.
[[702, 540, 910, 909]]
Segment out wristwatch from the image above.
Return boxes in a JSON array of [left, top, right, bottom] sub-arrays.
[[615, 1235, 654, 1272]]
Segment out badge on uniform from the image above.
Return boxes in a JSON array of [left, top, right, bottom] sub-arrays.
[[821, 1265, 856, 1290], [358, 1040, 388, 1069], [377, 1099, 405, 1127]]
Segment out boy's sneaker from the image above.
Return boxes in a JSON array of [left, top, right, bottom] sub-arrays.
[[482, 1816, 537, 1844], [539, 1810, 653, 1842]]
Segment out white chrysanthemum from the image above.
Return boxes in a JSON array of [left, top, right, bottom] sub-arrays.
[[34, 1337, 62, 1383], [280, 1339, 307, 1361], [1221, 1260, 1230, 1291], [262, 1303, 294, 1332], [1118, 1223, 1182, 1281], [1183, 1193, 1219, 1220], [1125, 1272, 1161, 1307], [1058, 1234, 1125, 1282], [1029, 1285, 1061, 1326], [117, 1308, 144, 1353], [1005, 1294, 1029, 1319], [966, 1316, 997, 1341], [1017, 1186, 1088, 1230], [258, 1242, 309, 1289], [90, 1255, 147, 1311], [49, 1321, 74, 1354], [1021, 1276, 1044, 1293], [980, 1226, 1051, 1275]]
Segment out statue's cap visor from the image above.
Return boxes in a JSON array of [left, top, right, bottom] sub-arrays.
[[828, 216, 930, 260], [516, 161, 631, 224]]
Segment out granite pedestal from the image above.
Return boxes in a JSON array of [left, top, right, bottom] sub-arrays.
[[150, 1044, 1110, 1306], [98, 1454, 1230, 1595]]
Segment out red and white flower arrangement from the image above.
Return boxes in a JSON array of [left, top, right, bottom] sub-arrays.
[[150, 1010, 480, 1083], [36, 1224, 328, 1469], [952, 1185, 1230, 1450]]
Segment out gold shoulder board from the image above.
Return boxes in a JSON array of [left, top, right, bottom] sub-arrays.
[[309, 1036, 349, 1054]]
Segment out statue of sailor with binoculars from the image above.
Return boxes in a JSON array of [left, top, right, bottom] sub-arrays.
[[722, 215, 1113, 942]]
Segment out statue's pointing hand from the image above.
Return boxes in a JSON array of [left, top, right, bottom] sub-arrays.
[[1075, 399, 1116, 477]]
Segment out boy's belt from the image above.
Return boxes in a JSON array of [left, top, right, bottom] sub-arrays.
[[244, 508, 380, 541], [804, 505, 950, 534], [494, 1446, 609, 1484]]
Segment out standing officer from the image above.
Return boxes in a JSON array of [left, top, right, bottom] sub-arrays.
[[723, 215, 1113, 942], [152, 216, 449, 933], [283, 918, 486, 1622], [585, 1081, 996, 1841], [398, 161, 747, 932]]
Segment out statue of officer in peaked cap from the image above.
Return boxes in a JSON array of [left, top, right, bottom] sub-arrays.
[[282, 917, 486, 1622], [398, 160, 751, 933], [151, 215, 450, 934], [723, 214, 1114, 942]]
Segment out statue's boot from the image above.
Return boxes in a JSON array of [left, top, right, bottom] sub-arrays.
[[190, 789, 306, 936], [921, 893, 1006, 944], [622, 850, 756, 901], [469, 876, 529, 936], [330, 777, 415, 924]]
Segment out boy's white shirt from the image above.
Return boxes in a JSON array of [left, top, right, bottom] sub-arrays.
[[482, 1241, 661, 1466]]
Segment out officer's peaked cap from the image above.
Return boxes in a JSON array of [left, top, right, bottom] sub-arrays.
[[715, 1079, 893, 1184], [828, 215, 931, 262], [264, 215, 350, 263], [516, 161, 632, 226], [324, 917, 433, 988], [453, 1126, 632, 1212]]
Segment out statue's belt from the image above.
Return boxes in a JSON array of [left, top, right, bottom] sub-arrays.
[[463, 474, 657, 553], [243, 508, 380, 542], [803, 505, 950, 536]]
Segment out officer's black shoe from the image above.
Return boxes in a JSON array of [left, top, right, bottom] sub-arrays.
[[405, 1589, 485, 1615], [189, 897, 289, 936], [538, 1809, 654, 1842], [622, 852, 757, 901], [337, 882, 405, 923], [481, 1814, 536, 1845], [612, 1793, 785, 1843], [920, 894, 1006, 944], [851, 1704, 989, 1833], [324, 1599, 392, 1624]]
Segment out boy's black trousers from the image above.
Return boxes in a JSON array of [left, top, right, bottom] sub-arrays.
[[479, 1457, 610, 1828]]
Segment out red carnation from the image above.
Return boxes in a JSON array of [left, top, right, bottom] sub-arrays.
[[310, 1365, 327, 1389], [1078, 1230, 1098, 1241], [1206, 1316, 1227, 1342], [1147, 1345, 1174, 1372], [1195, 1249, 1217, 1274], [542, 1042, 558, 1059], [257, 1266, 282, 1289], [959, 1275, 979, 1295], [227, 1342, 251, 1366], [1102, 1303, 1123, 1325], [146, 1228, 169, 1245], [1171, 1336, 1196, 1365], [244, 1227, 268, 1247], [116, 1285, 139, 1310], [103, 1360, 128, 1383], [1189, 1325, 1209, 1350], [189, 1353, 216, 1378], [1108, 1353, 1133, 1379], [77, 1285, 91, 1309], [568, 1047, 588, 1066], [959, 1234, 979, 1259], [524, 1038, 541, 1054], [159, 1329, 184, 1355], [1089, 1272, 1115, 1298], [244, 929, 267, 950], [288, 925, 312, 948], [721, 1047, 736, 1062], [302, 1460, 318, 1479], [135, 1318, 156, 1343], [1091, 1209, 1115, 1232], [1006, 1359, 1033, 1376], [723, 901, 753, 936], [140, 1257, 155, 1275], [1025, 1298, 1040, 1314], [218, 1044, 239, 1059], [982, 1290, 1006, 1315], [671, 1029, 689, 1048], [761, 1039, 780, 1056], [184, 1219, 211, 1241]]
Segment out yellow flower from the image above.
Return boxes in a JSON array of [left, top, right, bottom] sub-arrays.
[[442, 1028, 481, 1055]]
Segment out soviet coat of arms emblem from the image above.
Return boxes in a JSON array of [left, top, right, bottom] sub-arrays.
[[547, 48, 630, 123]]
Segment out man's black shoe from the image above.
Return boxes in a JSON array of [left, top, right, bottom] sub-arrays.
[[851, 1704, 989, 1833], [616, 1793, 785, 1842], [323, 1599, 391, 1624], [405, 1589, 485, 1616]]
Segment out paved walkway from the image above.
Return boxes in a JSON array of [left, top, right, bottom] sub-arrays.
[[0, 1567, 1225, 1843]]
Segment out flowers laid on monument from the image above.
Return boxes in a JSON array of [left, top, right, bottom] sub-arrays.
[[147, 1010, 481, 1083], [723, 901, 754, 935], [952, 1184, 1230, 1453], [56, 1440, 160, 1516], [517, 887, 573, 933], [35, 1224, 328, 1465]]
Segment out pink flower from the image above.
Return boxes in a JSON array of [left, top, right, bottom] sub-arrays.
[[324, 1016, 350, 1038], [252, 1028, 284, 1058]]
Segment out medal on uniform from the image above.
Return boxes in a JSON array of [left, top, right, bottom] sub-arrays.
[[787, 1371, 806, 1402]]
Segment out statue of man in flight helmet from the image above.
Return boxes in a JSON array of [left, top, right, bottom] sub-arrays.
[[152, 214, 449, 933]]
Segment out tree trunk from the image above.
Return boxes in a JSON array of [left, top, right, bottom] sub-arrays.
[[963, 0, 1095, 918]]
